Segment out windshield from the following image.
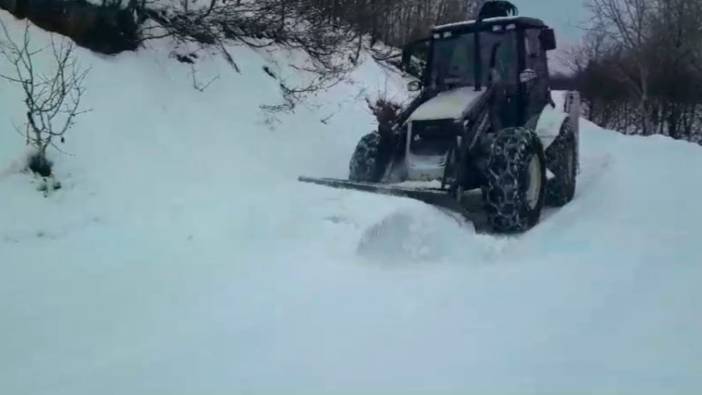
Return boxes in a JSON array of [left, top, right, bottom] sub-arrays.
[[430, 30, 518, 89], [431, 33, 477, 88]]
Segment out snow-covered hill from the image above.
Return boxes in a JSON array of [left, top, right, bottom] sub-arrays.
[[1, 11, 701, 395]]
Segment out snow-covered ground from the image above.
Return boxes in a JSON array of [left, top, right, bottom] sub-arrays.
[[2, 11, 702, 395]]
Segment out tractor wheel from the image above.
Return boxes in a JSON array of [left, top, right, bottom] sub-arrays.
[[545, 119, 577, 207], [349, 132, 389, 182], [482, 127, 546, 233]]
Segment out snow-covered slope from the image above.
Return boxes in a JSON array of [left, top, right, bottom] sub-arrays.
[[2, 12, 701, 395]]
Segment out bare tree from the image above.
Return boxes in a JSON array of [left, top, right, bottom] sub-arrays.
[[0, 20, 89, 182], [588, 0, 655, 134], [571, 0, 702, 143]]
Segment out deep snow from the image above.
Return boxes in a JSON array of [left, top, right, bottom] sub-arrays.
[[1, 11, 702, 395]]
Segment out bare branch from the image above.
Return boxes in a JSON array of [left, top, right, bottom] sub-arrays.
[[0, 20, 90, 164]]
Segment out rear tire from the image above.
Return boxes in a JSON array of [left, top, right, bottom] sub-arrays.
[[545, 119, 577, 207], [349, 132, 389, 182], [482, 127, 546, 233]]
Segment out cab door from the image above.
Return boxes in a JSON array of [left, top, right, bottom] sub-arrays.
[[481, 29, 520, 129], [522, 28, 551, 122]]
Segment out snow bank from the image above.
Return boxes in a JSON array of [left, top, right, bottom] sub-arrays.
[[1, 11, 702, 395]]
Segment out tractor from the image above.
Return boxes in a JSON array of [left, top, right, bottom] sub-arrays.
[[300, 1, 581, 233]]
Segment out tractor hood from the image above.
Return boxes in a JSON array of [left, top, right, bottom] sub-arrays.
[[408, 87, 486, 122]]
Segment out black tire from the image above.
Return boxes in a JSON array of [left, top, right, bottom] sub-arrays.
[[545, 119, 577, 207], [482, 127, 546, 233], [349, 132, 389, 182]]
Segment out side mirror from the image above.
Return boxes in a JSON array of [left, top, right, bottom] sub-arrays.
[[401, 38, 430, 78], [540, 28, 557, 51], [407, 80, 422, 92]]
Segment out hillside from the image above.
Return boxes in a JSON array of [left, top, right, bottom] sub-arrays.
[[1, 11, 702, 395]]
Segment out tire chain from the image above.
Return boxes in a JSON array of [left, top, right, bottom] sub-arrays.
[[349, 132, 382, 182], [483, 127, 543, 232]]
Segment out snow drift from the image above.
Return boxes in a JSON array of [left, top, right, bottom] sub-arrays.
[[1, 11, 701, 395]]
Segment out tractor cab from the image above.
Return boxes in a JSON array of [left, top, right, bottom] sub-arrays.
[[402, 14, 557, 128]]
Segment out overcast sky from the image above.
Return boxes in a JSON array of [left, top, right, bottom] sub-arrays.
[[510, 0, 589, 42]]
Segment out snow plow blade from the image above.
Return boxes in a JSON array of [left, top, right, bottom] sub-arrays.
[[298, 176, 467, 214]]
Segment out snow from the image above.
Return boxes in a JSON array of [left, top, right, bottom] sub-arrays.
[[535, 101, 568, 147], [434, 16, 521, 31], [408, 86, 485, 121], [433, 16, 544, 33], [2, 11, 702, 395]]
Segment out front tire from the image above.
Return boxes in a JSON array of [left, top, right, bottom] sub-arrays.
[[482, 128, 546, 233], [349, 132, 389, 182]]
